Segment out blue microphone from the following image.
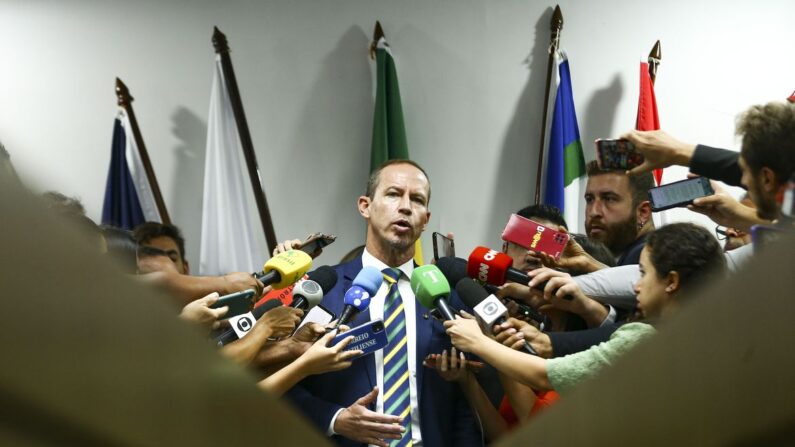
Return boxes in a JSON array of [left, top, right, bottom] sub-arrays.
[[335, 266, 383, 328]]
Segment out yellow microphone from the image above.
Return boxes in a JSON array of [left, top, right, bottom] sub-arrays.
[[254, 250, 313, 289]]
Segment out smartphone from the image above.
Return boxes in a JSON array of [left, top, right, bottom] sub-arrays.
[[751, 225, 788, 254], [299, 233, 337, 258], [648, 176, 714, 212], [595, 138, 644, 170], [331, 319, 389, 359], [423, 353, 485, 373], [501, 214, 569, 259], [210, 289, 257, 319], [294, 304, 336, 334], [432, 232, 455, 261]]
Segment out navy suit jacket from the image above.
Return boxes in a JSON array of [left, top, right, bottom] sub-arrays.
[[286, 258, 483, 447]]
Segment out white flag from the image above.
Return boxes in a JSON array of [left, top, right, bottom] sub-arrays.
[[199, 55, 261, 275]]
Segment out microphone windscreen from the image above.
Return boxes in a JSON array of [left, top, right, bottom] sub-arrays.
[[343, 285, 371, 312], [262, 250, 313, 289], [306, 265, 338, 294], [353, 266, 384, 294], [252, 298, 283, 319], [455, 277, 490, 309], [436, 256, 469, 285], [411, 264, 451, 310], [467, 246, 513, 286]]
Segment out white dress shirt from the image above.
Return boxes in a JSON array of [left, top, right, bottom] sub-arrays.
[[328, 249, 423, 446]]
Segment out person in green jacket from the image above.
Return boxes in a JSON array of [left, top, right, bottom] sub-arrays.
[[444, 222, 726, 394]]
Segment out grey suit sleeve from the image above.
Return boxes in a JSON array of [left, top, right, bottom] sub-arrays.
[[573, 265, 640, 311]]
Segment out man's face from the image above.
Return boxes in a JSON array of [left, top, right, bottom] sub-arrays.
[[739, 155, 779, 220], [359, 163, 431, 253], [139, 236, 189, 274], [584, 173, 638, 254]]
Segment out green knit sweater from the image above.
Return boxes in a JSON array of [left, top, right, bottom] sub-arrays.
[[546, 322, 657, 394]]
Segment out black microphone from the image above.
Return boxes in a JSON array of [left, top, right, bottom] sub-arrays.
[[436, 256, 546, 324], [290, 266, 338, 310], [215, 299, 283, 346], [454, 278, 539, 356]]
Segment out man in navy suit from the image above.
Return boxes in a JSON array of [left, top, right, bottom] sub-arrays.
[[287, 160, 483, 447]]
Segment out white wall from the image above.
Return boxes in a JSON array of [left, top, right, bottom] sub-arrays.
[[1, 0, 793, 268]]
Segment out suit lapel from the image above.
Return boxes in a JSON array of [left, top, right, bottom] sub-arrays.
[[341, 259, 376, 394], [414, 299, 433, 405]]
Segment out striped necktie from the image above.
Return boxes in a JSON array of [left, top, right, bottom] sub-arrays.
[[381, 268, 413, 447]]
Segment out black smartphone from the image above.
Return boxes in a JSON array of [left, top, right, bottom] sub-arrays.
[[648, 176, 714, 212], [595, 138, 644, 170], [210, 289, 257, 319], [299, 233, 337, 258], [331, 319, 389, 359], [432, 232, 455, 261]]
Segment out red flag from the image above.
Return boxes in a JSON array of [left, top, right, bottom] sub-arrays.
[[788, 90, 794, 103], [636, 61, 663, 185]]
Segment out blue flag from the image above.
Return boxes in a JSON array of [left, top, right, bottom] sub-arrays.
[[102, 111, 160, 230], [543, 51, 586, 232]]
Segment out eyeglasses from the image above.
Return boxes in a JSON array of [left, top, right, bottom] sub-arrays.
[[715, 226, 728, 240]]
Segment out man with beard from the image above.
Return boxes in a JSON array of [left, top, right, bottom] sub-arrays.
[[584, 161, 656, 265], [287, 160, 482, 447]]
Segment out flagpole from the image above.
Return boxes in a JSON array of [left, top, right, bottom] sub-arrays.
[[115, 78, 172, 225], [534, 5, 564, 205], [648, 40, 661, 85], [212, 27, 278, 253]]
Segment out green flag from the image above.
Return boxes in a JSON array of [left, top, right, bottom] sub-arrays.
[[370, 33, 424, 264], [370, 37, 409, 171]]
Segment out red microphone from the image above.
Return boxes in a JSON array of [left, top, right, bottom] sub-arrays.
[[466, 246, 573, 300], [467, 246, 514, 285]]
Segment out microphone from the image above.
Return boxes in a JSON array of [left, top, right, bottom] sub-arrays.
[[336, 266, 383, 328], [454, 278, 539, 356], [215, 298, 283, 346], [254, 250, 313, 289], [466, 247, 573, 300], [290, 266, 338, 310], [411, 265, 455, 321], [436, 256, 550, 326]]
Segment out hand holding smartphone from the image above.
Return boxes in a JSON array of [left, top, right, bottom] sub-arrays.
[[299, 233, 336, 258], [648, 176, 714, 211], [423, 353, 484, 373], [501, 214, 569, 260], [209, 289, 257, 319], [595, 138, 645, 170], [330, 320, 389, 359]]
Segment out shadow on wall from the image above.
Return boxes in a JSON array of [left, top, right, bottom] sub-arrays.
[[581, 73, 624, 163], [169, 106, 207, 268], [287, 25, 372, 262], [486, 7, 553, 247]]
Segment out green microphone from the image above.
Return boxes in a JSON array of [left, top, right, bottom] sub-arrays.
[[411, 265, 456, 320]]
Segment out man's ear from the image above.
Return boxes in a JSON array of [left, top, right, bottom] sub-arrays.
[[637, 200, 653, 224], [665, 270, 680, 294], [358, 196, 371, 219], [759, 166, 778, 193]]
